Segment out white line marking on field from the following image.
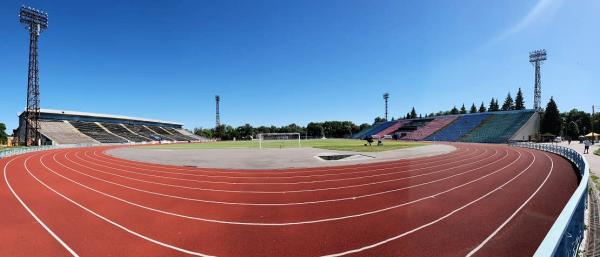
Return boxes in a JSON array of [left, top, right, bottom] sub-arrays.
[[40, 148, 520, 226], [321, 148, 536, 256], [3, 155, 80, 257], [25, 153, 215, 257], [54, 149, 509, 206], [68, 148, 496, 194], [465, 150, 554, 257]]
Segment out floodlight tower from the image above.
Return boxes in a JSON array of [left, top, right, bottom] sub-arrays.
[[383, 93, 389, 121], [19, 6, 48, 146], [529, 49, 547, 112], [215, 95, 221, 128]]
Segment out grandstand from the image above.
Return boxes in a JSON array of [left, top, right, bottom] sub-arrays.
[[355, 109, 538, 143], [15, 109, 203, 145], [461, 110, 535, 143], [403, 115, 457, 140], [427, 113, 491, 141]]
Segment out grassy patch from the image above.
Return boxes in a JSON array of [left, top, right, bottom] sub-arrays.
[[143, 139, 426, 152], [595, 148, 600, 156]]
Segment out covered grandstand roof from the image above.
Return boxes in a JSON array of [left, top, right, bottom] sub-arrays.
[[18, 108, 183, 126]]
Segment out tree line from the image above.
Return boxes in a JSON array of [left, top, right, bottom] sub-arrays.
[[0, 123, 7, 145], [540, 97, 600, 139], [372, 88, 527, 123], [194, 121, 370, 140]]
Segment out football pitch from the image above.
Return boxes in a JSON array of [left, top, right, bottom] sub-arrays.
[[143, 139, 427, 152]]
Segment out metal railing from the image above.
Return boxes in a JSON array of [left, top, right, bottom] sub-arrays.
[[0, 141, 154, 159], [510, 142, 589, 257]]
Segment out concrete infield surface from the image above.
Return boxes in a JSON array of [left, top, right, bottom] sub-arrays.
[[107, 143, 456, 169]]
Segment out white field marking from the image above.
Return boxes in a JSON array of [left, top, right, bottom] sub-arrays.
[[86, 147, 475, 180], [321, 149, 536, 257], [53, 149, 510, 206], [77, 148, 489, 186], [465, 151, 554, 257], [3, 155, 80, 257], [66, 148, 498, 194], [93, 144, 465, 175], [25, 153, 215, 257], [40, 148, 520, 226]]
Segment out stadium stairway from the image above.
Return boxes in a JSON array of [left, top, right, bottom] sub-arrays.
[[175, 128, 205, 141], [145, 126, 179, 141], [426, 113, 491, 142], [460, 110, 535, 143], [39, 120, 99, 145], [101, 123, 150, 142], [69, 121, 129, 143], [374, 120, 411, 138], [402, 115, 457, 140]]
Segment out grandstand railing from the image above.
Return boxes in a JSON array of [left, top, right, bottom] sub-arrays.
[[510, 142, 589, 257], [0, 142, 151, 159]]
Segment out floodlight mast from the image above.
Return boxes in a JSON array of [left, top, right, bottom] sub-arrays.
[[19, 6, 48, 146], [529, 49, 546, 112], [215, 95, 221, 128], [383, 93, 389, 121]]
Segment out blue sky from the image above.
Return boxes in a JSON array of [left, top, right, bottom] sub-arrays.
[[1, 0, 598, 131]]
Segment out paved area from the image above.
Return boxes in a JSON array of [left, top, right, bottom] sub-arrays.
[[107, 144, 456, 169], [556, 141, 600, 176]]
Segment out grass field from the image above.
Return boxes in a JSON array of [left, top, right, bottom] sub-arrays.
[[143, 139, 426, 152], [595, 148, 599, 156]]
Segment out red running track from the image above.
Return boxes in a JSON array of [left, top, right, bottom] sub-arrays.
[[0, 143, 578, 257]]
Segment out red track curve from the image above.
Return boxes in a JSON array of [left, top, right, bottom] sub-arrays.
[[0, 143, 578, 256]]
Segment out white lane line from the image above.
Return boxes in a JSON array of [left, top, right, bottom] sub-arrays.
[[67, 148, 496, 194], [24, 153, 215, 257], [39, 149, 519, 226], [93, 144, 465, 175], [76, 148, 489, 186], [86, 147, 474, 180], [3, 155, 80, 257], [321, 148, 536, 257], [465, 151, 554, 257], [55, 150, 509, 206]]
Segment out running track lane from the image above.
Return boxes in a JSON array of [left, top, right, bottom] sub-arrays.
[[0, 143, 578, 256]]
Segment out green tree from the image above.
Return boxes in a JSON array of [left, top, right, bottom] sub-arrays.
[[564, 109, 592, 136], [501, 93, 514, 111], [489, 98, 499, 112], [566, 121, 579, 141], [373, 117, 385, 124], [515, 88, 525, 110], [541, 97, 561, 135], [459, 104, 467, 114], [450, 106, 459, 115], [479, 102, 487, 112], [0, 123, 7, 145], [410, 107, 417, 119], [469, 103, 477, 113]]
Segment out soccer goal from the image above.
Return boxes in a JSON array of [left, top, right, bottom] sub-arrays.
[[257, 133, 301, 149]]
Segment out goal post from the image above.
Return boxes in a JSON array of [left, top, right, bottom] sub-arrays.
[[257, 133, 301, 149]]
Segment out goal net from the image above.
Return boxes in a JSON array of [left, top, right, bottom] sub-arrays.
[[257, 133, 301, 149]]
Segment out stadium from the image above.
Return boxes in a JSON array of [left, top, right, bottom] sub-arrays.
[[1, 2, 598, 257]]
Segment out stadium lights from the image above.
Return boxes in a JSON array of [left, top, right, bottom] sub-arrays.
[[19, 6, 48, 33], [529, 49, 547, 63]]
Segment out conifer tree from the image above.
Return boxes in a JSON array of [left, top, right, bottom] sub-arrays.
[[479, 102, 487, 112], [515, 88, 525, 110], [501, 93, 514, 111], [470, 103, 477, 113]]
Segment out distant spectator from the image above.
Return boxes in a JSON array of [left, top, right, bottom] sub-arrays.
[[584, 139, 591, 154]]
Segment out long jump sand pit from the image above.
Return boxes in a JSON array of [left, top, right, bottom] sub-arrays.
[[107, 143, 456, 169]]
